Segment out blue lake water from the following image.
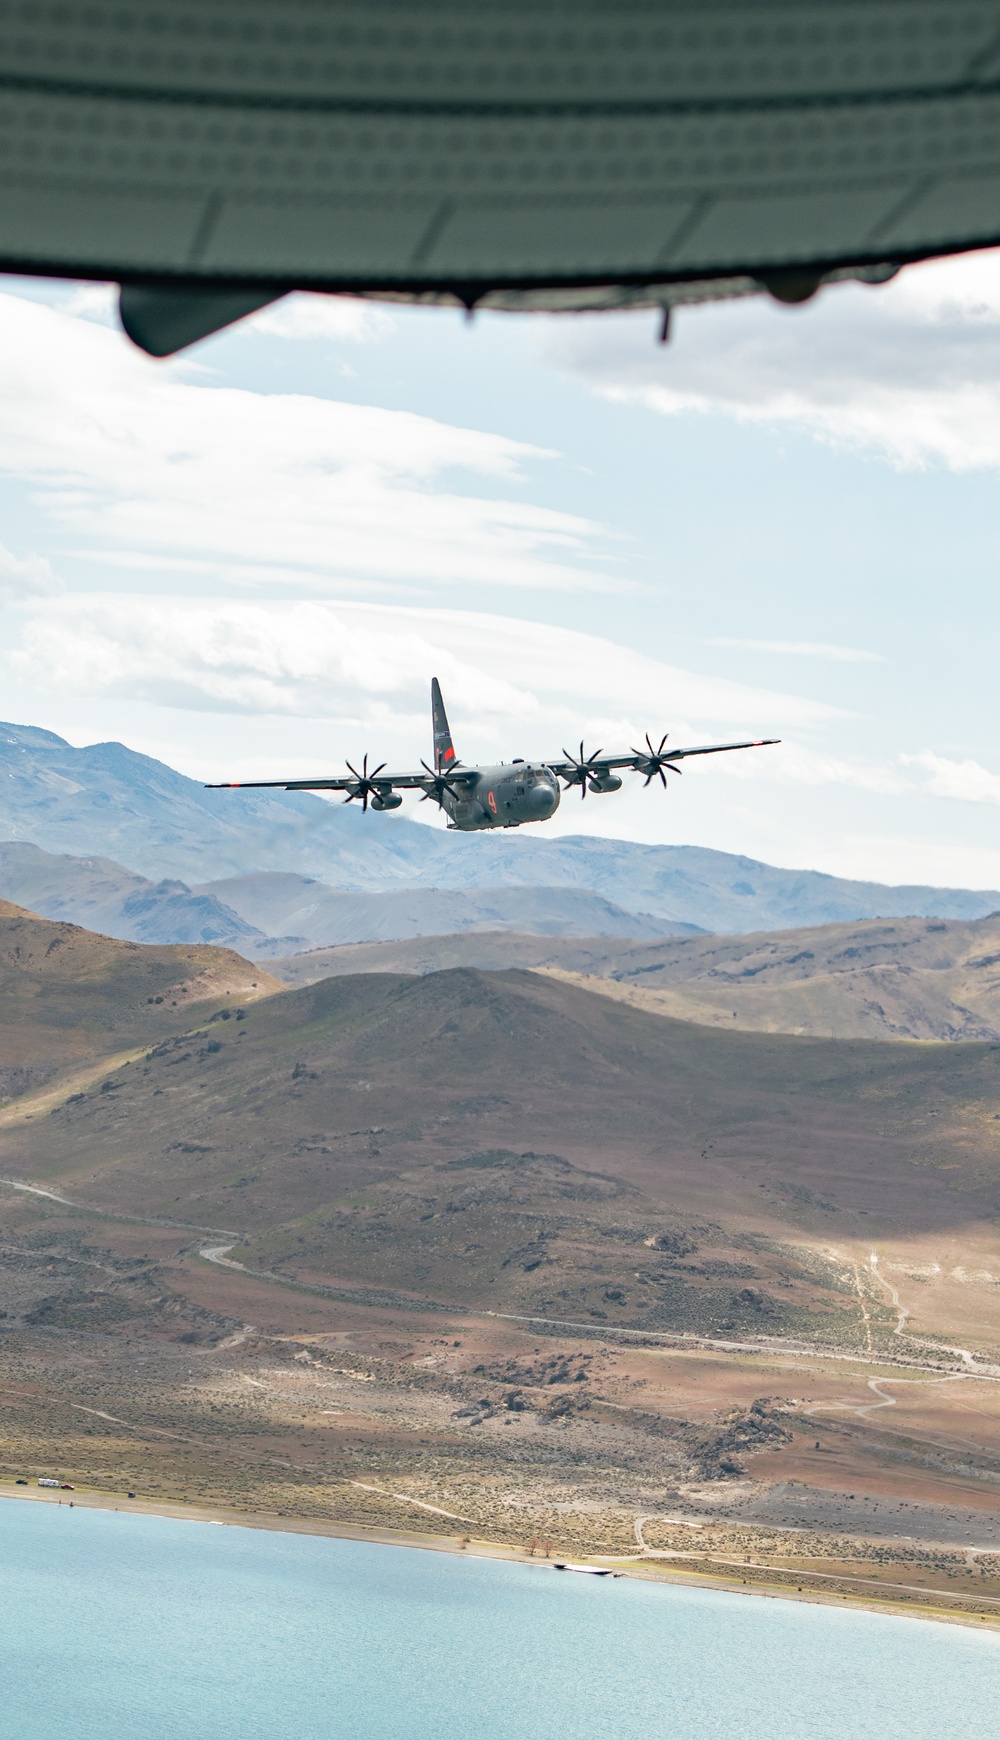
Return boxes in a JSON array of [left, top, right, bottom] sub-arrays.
[[1, 1499, 998, 1740]]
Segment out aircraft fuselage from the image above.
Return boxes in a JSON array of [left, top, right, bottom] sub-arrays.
[[208, 677, 779, 828], [443, 762, 561, 830]]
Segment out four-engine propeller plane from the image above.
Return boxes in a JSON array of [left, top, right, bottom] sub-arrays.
[[208, 679, 779, 832]]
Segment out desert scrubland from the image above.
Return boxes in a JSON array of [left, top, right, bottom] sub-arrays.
[[2, 902, 1000, 1623]]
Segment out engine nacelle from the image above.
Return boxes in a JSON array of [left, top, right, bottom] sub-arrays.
[[587, 773, 622, 794], [371, 791, 403, 811]]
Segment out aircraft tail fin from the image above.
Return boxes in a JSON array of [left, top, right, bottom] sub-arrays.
[[431, 677, 457, 772]]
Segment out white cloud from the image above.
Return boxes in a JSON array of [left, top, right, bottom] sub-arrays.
[[12, 596, 835, 762], [247, 293, 395, 345], [728, 742, 1000, 807], [708, 638, 883, 663], [541, 249, 1000, 472], [718, 739, 907, 797], [0, 292, 612, 593], [60, 283, 119, 327], [903, 751, 1000, 806], [0, 543, 60, 605]]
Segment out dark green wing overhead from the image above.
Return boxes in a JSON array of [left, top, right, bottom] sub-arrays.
[[6, 3, 1000, 353]]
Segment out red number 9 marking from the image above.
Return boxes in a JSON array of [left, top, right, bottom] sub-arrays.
[[487, 790, 497, 813]]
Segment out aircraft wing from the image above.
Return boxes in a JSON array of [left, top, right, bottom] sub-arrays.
[[546, 739, 780, 777], [205, 766, 478, 793]]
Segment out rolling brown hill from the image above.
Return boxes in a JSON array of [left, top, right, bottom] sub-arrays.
[[4, 959, 1000, 1353], [4, 919, 1000, 1578], [268, 913, 1000, 1042], [0, 899, 281, 1102]]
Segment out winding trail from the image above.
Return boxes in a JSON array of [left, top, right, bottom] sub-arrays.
[[633, 1514, 704, 1556], [0, 1177, 239, 1239], [867, 1246, 1000, 1372], [191, 1245, 1000, 1378], [351, 1483, 475, 1526], [801, 1249, 1000, 1454], [803, 1371, 1000, 1457], [868, 1250, 910, 1338], [4, 1170, 999, 1383], [198, 1241, 994, 1374], [623, 1512, 1000, 1608]]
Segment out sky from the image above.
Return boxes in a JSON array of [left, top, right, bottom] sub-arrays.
[[1, 252, 1000, 890]]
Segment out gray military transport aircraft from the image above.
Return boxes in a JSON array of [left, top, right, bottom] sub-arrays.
[[208, 679, 778, 833]]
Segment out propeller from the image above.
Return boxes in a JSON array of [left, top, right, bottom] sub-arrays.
[[631, 733, 683, 788], [419, 758, 464, 808], [343, 754, 388, 811], [560, 741, 605, 800]]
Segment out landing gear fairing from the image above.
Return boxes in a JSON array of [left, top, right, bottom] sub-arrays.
[[207, 680, 779, 833]]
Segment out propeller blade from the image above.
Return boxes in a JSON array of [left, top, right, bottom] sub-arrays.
[[344, 754, 390, 808], [562, 745, 603, 788], [419, 757, 462, 806]]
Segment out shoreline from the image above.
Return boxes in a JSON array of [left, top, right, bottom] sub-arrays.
[[3, 1483, 997, 1634]]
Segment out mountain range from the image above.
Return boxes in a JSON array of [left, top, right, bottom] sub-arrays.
[[195, 871, 686, 949], [0, 842, 689, 951], [2, 720, 999, 943]]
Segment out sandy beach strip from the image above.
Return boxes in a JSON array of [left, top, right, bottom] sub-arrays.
[[2, 1482, 997, 1633]]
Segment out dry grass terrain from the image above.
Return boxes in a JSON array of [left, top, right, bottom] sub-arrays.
[[269, 912, 1000, 1042], [2, 906, 1000, 1622], [0, 900, 281, 1104]]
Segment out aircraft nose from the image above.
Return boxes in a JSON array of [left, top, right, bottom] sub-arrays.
[[526, 781, 557, 813]]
